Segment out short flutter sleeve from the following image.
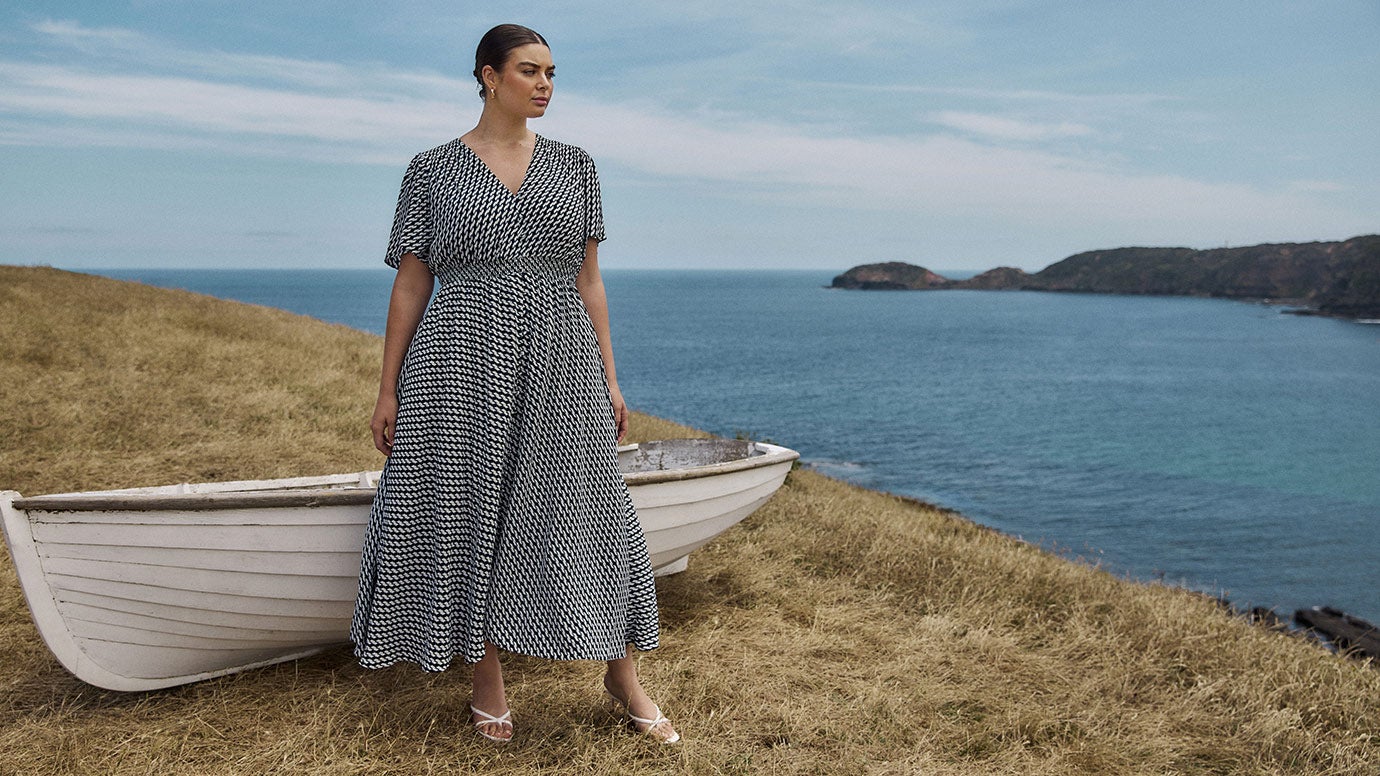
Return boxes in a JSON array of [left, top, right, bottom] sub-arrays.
[[384, 154, 433, 269], [581, 151, 607, 243]]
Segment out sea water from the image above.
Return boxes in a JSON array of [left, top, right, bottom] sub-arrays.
[[101, 268, 1380, 622]]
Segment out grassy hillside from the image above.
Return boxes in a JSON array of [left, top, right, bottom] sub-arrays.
[[2, 266, 1378, 775]]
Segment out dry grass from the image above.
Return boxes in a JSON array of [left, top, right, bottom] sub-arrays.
[[2, 265, 1378, 775]]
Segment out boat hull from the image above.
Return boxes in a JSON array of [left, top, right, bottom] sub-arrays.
[[1, 439, 797, 691]]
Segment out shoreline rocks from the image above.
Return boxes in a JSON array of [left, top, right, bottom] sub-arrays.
[[1214, 598, 1378, 664], [1295, 606, 1380, 661]]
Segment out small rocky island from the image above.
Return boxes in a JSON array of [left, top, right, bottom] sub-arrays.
[[831, 235, 1380, 319]]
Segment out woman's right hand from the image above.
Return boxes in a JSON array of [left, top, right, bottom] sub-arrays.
[[370, 393, 399, 455], [371, 255, 434, 457]]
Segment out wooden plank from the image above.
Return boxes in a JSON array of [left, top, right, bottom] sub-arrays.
[[45, 559, 358, 600], [15, 488, 377, 512], [57, 588, 348, 631], [42, 543, 362, 576], [52, 575, 356, 618], [630, 464, 771, 509], [67, 617, 333, 649], [33, 504, 369, 526], [642, 472, 787, 568], [55, 471, 376, 498], [32, 522, 367, 553], [646, 497, 769, 568], [61, 601, 343, 642], [635, 467, 787, 523], [74, 637, 336, 681]]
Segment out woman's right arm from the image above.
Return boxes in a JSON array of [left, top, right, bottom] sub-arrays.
[[371, 253, 435, 455]]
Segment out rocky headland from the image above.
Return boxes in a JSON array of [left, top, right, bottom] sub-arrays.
[[830, 235, 1380, 318]]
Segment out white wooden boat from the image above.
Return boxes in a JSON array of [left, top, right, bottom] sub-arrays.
[[1, 438, 797, 692]]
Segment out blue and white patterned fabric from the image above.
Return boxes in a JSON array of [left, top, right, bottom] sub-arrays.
[[350, 135, 660, 669]]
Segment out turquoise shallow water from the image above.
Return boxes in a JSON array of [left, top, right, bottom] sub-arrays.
[[101, 268, 1380, 622]]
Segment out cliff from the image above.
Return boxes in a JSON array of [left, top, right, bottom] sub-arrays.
[[830, 235, 1380, 318]]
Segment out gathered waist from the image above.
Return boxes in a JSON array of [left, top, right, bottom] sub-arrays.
[[431, 273, 582, 309], [436, 265, 579, 290]]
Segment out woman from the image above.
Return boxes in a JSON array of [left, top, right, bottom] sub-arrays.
[[349, 24, 678, 745]]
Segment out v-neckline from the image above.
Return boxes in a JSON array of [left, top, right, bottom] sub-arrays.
[[457, 134, 542, 197]]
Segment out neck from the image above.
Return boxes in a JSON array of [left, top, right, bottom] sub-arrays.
[[469, 105, 532, 145]]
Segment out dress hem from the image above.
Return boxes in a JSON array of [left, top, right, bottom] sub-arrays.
[[352, 637, 660, 673]]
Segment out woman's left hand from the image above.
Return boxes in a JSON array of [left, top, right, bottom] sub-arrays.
[[608, 382, 629, 443]]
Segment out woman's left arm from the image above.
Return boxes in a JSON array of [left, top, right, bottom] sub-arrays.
[[575, 238, 628, 443]]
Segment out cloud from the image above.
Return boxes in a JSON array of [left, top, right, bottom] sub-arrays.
[[2, 19, 1369, 252], [32, 18, 143, 47], [929, 110, 1095, 142], [791, 80, 1175, 108], [25, 224, 103, 235], [0, 61, 462, 163], [544, 98, 1346, 237], [31, 19, 453, 95], [631, 0, 973, 49], [1288, 179, 1349, 193]]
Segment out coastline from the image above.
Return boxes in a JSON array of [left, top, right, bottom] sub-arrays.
[[829, 235, 1380, 320], [804, 468, 1379, 660], [3, 266, 1378, 773], [28, 266, 1380, 621]]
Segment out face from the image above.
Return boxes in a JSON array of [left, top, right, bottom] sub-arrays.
[[484, 42, 555, 117]]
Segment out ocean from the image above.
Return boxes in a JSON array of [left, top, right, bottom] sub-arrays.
[[100, 268, 1380, 623]]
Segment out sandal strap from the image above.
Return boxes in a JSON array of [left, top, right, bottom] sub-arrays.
[[628, 707, 670, 729], [470, 705, 512, 729]]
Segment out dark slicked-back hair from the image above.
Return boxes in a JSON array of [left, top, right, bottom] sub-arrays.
[[473, 24, 549, 101]]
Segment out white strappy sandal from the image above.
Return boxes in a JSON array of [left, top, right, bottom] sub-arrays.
[[470, 704, 513, 744], [606, 690, 681, 744]]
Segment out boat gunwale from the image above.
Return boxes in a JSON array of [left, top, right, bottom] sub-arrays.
[[11, 442, 800, 513]]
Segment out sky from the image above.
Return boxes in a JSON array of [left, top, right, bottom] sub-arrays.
[[0, 2, 1376, 272]]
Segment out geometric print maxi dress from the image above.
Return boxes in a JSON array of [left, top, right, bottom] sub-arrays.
[[349, 135, 660, 670]]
